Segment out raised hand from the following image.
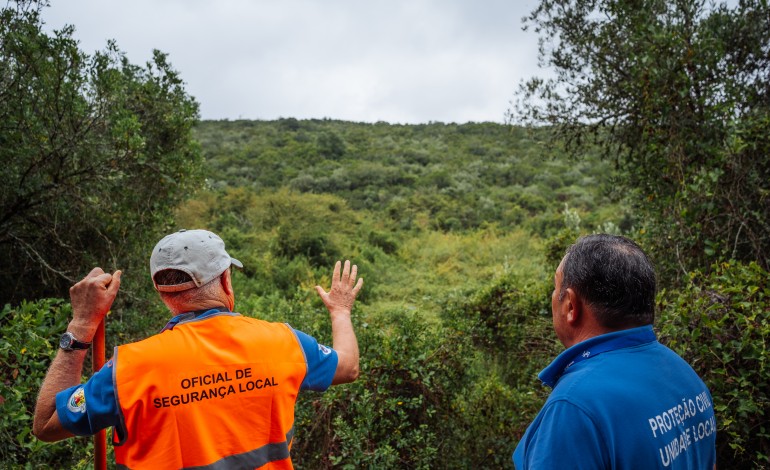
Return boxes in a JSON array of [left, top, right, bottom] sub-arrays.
[[315, 260, 363, 318], [68, 267, 122, 340], [316, 260, 363, 384]]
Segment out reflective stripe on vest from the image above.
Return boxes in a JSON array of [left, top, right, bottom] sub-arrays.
[[116, 428, 295, 470], [112, 313, 306, 469]]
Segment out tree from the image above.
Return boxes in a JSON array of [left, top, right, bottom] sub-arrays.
[[317, 130, 346, 159], [512, 0, 770, 279], [0, 1, 203, 303]]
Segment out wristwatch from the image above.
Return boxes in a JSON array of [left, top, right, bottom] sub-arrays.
[[59, 331, 91, 351]]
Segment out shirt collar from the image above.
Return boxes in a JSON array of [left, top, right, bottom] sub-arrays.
[[160, 307, 235, 332], [538, 325, 657, 388]]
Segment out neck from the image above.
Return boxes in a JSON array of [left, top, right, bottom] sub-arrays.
[[168, 300, 229, 316], [562, 314, 613, 349]]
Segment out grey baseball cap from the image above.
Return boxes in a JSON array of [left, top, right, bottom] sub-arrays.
[[150, 229, 243, 292]]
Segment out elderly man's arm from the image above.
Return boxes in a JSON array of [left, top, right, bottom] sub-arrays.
[[315, 260, 363, 384], [33, 348, 87, 441], [33, 268, 121, 441]]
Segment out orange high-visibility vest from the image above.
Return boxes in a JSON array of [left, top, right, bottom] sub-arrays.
[[111, 312, 307, 469]]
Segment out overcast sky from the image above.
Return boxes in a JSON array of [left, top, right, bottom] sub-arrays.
[[42, 1, 546, 124]]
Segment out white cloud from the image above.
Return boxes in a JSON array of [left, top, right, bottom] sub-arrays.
[[42, 0, 546, 123]]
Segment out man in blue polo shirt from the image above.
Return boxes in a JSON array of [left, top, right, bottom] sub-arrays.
[[513, 234, 716, 469]]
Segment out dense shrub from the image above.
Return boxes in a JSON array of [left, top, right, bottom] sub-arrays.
[[437, 273, 559, 467], [278, 307, 460, 469], [0, 299, 100, 467], [658, 261, 770, 468]]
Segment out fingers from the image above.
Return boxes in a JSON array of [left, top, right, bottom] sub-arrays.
[[106, 270, 122, 297], [332, 260, 341, 284], [352, 277, 364, 296], [315, 285, 327, 298], [342, 260, 351, 280], [327, 260, 362, 295], [95, 272, 113, 288], [87, 267, 106, 278], [71, 268, 122, 295]]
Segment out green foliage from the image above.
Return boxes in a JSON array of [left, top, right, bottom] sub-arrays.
[[516, 0, 770, 279], [293, 309, 452, 469], [196, 120, 624, 238], [281, 298, 555, 470], [0, 1, 202, 304], [0, 299, 100, 467], [443, 274, 542, 354], [438, 274, 558, 468], [658, 261, 770, 468], [447, 372, 544, 469], [366, 230, 398, 255], [316, 131, 346, 160]]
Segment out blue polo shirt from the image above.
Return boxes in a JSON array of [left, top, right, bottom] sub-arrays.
[[56, 309, 338, 436], [513, 326, 717, 469]]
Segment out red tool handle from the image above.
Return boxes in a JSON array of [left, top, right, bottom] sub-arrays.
[[93, 318, 107, 470]]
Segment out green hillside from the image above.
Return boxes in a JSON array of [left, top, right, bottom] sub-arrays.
[[196, 119, 627, 233], [189, 119, 629, 323]]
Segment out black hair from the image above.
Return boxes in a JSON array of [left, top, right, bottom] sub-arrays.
[[153, 269, 193, 286], [560, 234, 656, 328], [154, 269, 224, 305]]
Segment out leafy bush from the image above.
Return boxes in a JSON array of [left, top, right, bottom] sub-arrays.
[[366, 231, 399, 255], [273, 226, 339, 269], [435, 272, 559, 468], [288, 308, 460, 469], [0, 299, 100, 468], [658, 261, 770, 468]]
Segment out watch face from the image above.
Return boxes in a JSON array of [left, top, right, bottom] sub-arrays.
[[60, 333, 73, 349]]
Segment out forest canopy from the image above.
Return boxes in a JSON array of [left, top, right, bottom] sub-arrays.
[[512, 0, 770, 279], [0, 1, 202, 304]]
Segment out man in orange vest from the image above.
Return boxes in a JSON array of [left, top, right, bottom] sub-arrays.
[[33, 229, 363, 469]]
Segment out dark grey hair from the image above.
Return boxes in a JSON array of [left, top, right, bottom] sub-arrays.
[[559, 234, 656, 328], [155, 269, 223, 304]]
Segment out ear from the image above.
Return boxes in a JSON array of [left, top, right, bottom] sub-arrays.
[[565, 287, 583, 325], [220, 269, 236, 311], [220, 269, 234, 297]]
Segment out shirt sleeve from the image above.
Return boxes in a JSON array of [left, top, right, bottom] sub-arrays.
[[289, 327, 338, 392], [513, 399, 608, 469], [55, 359, 120, 436]]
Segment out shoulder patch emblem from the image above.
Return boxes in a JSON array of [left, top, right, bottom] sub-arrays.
[[319, 344, 331, 355], [67, 387, 87, 413]]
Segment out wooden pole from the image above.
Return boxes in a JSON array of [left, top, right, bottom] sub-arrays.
[[93, 318, 107, 470]]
